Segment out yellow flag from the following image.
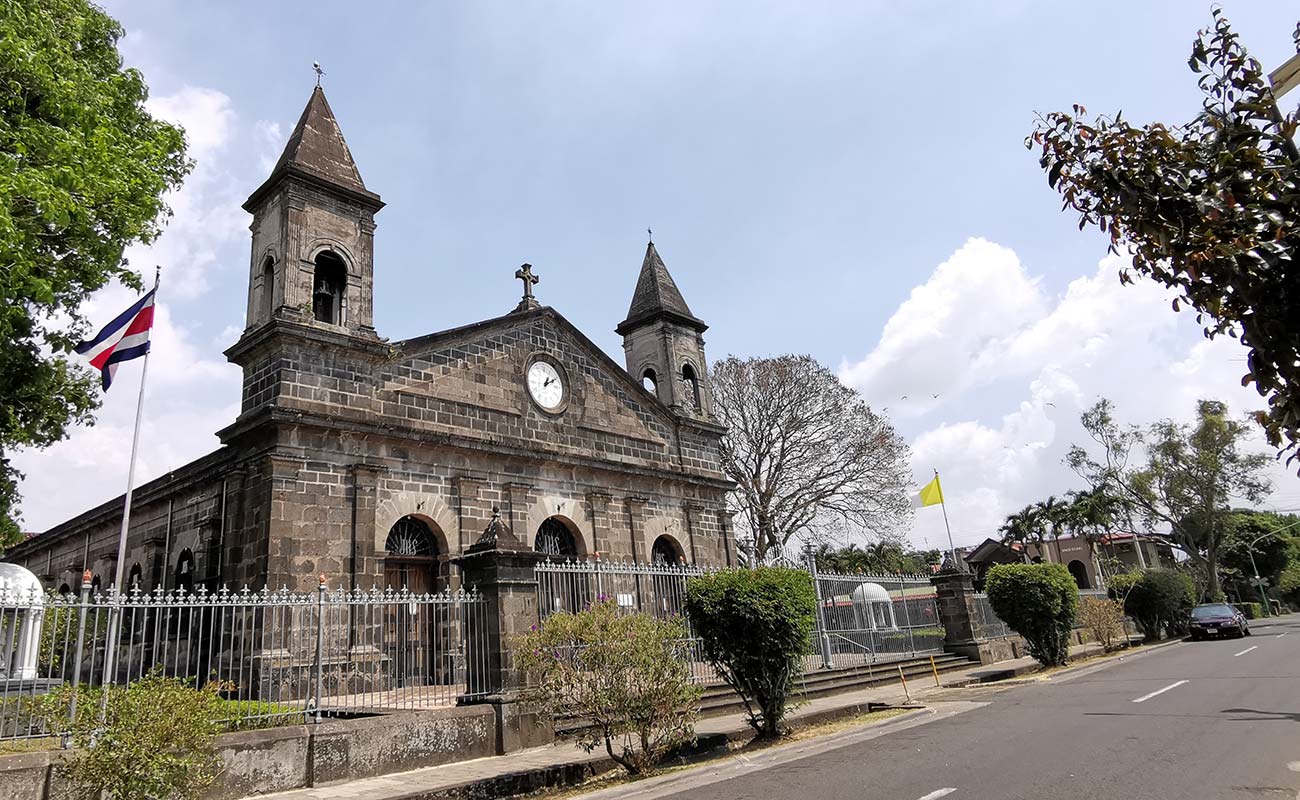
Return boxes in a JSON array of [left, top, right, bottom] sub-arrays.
[[913, 475, 944, 508]]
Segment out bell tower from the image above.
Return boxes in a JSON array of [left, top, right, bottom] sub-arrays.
[[616, 240, 713, 418], [239, 86, 384, 337]]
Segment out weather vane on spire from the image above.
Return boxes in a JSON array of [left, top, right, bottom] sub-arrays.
[[313, 61, 326, 87], [647, 227, 653, 245]]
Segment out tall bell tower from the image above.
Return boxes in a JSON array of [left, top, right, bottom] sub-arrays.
[[239, 86, 384, 338], [616, 240, 713, 418]]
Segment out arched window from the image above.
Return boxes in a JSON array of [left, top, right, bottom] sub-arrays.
[[176, 549, 195, 595], [651, 535, 683, 565], [642, 368, 658, 397], [312, 251, 347, 325], [534, 518, 579, 559], [91, 575, 102, 596], [57, 583, 70, 596], [680, 363, 700, 411], [128, 563, 143, 591], [259, 256, 275, 320], [383, 516, 445, 594]]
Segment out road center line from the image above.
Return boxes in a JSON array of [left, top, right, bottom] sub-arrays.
[[916, 790, 958, 800], [1234, 645, 1258, 657], [1132, 680, 1188, 703]]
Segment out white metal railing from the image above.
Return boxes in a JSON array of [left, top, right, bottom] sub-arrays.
[[0, 581, 489, 742]]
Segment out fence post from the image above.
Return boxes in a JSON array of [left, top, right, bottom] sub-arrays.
[[313, 575, 325, 723], [896, 576, 915, 656], [63, 570, 93, 746], [805, 547, 834, 670]]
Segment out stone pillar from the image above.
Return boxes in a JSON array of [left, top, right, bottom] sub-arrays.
[[719, 510, 736, 567], [348, 463, 384, 591], [626, 497, 648, 563], [930, 569, 988, 663], [683, 502, 704, 564], [503, 483, 533, 545], [585, 491, 612, 558], [452, 477, 487, 555], [455, 517, 551, 754]]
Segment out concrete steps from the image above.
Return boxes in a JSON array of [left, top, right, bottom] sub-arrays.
[[554, 651, 978, 737]]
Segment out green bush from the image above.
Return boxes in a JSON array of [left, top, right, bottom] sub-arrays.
[[1112, 569, 1195, 640], [1232, 602, 1262, 620], [685, 567, 816, 738], [516, 600, 700, 775], [985, 563, 1079, 667], [41, 672, 224, 800]]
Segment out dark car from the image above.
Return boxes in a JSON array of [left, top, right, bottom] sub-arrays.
[[1188, 603, 1250, 640]]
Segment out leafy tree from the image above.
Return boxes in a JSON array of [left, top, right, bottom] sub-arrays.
[[1217, 510, 1298, 598], [985, 563, 1079, 667], [1029, 10, 1300, 465], [711, 355, 911, 563], [516, 601, 700, 775], [1068, 398, 1270, 599], [0, 0, 191, 541], [812, 542, 939, 575], [1078, 596, 1127, 651], [1035, 495, 1068, 563], [685, 567, 816, 738], [1110, 569, 1196, 641]]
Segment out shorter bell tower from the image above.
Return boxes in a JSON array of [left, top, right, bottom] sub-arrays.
[[616, 241, 713, 418], [239, 86, 384, 337]]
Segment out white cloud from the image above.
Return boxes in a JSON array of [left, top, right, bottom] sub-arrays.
[[839, 237, 1300, 552]]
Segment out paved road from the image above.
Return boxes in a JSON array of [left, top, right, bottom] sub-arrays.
[[610, 615, 1300, 800]]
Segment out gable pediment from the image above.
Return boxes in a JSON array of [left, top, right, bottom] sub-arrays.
[[379, 308, 678, 455]]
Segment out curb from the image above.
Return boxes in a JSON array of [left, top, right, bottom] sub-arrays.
[[940, 637, 1184, 688]]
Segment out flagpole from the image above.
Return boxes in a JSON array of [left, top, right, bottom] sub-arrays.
[[102, 267, 159, 695], [934, 468, 962, 572]]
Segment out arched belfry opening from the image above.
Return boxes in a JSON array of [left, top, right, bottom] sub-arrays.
[[680, 363, 700, 412], [312, 251, 347, 325], [383, 515, 446, 594], [259, 255, 275, 321], [642, 368, 658, 397]]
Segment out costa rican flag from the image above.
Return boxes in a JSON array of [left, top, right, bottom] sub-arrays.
[[74, 289, 156, 391]]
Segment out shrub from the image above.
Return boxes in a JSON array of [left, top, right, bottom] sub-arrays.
[[685, 567, 816, 738], [1113, 569, 1195, 640], [985, 563, 1079, 667], [1078, 596, 1127, 651], [1232, 602, 1262, 620], [515, 600, 700, 775], [41, 672, 224, 800]]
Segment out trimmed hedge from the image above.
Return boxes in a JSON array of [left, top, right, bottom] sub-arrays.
[[985, 563, 1079, 667], [685, 567, 816, 738]]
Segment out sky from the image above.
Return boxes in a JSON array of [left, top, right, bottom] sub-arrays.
[[13, 1, 1300, 553]]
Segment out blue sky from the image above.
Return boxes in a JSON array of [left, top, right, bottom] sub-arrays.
[[15, 1, 1300, 550]]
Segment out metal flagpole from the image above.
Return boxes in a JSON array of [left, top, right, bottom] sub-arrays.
[[101, 267, 160, 701], [934, 468, 962, 572]]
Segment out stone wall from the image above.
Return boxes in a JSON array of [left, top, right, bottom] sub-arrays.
[[0, 706, 497, 800]]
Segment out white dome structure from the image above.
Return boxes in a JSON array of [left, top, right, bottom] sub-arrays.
[[0, 563, 46, 681], [849, 581, 898, 631]]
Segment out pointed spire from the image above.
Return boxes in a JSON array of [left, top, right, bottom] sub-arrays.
[[244, 86, 381, 211], [616, 241, 707, 335]]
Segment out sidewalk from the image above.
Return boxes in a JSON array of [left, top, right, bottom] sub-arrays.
[[245, 642, 1131, 800]]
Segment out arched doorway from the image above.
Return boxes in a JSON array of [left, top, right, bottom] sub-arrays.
[[535, 517, 589, 614], [650, 535, 687, 617], [128, 563, 144, 592], [1067, 560, 1091, 589], [383, 516, 446, 594], [534, 518, 581, 560]]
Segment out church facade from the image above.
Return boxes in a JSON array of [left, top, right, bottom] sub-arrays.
[[8, 87, 735, 595]]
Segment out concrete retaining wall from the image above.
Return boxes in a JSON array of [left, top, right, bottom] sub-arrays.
[[0, 705, 497, 800]]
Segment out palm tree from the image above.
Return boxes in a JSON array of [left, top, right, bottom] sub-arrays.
[[999, 505, 1044, 563], [1036, 495, 1068, 564], [1064, 488, 1122, 588]]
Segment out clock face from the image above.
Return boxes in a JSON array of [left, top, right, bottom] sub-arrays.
[[527, 360, 565, 411]]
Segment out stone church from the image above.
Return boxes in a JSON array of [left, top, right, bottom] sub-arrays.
[[8, 87, 736, 595]]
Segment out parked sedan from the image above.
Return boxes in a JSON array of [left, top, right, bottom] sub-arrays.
[[1188, 603, 1250, 640]]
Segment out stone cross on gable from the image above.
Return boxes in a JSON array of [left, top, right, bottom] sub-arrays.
[[513, 263, 540, 312]]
